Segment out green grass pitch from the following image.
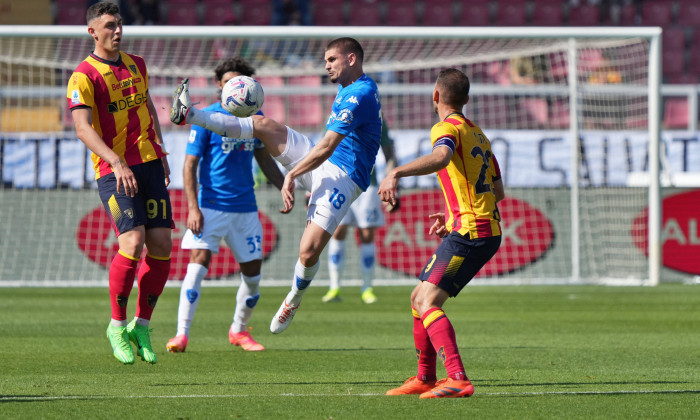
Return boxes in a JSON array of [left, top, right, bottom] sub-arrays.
[[1, 285, 699, 419]]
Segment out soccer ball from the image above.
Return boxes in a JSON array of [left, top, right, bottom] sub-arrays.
[[221, 75, 264, 117]]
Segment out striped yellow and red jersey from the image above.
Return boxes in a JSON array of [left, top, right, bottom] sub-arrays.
[[431, 113, 502, 239], [66, 51, 166, 179]]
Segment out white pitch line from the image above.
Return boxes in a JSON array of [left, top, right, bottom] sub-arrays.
[[2, 389, 698, 401]]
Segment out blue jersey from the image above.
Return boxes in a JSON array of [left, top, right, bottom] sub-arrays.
[[186, 102, 264, 213], [326, 74, 382, 191]]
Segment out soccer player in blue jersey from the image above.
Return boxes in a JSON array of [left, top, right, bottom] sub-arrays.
[[166, 58, 286, 353], [171, 37, 382, 334]]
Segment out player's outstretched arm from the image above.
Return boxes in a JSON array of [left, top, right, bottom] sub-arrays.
[[279, 130, 345, 213], [378, 145, 452, 206]]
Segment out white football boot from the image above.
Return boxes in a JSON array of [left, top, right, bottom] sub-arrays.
[[170, 78, 191, 125], [270, 299, 300, 334]]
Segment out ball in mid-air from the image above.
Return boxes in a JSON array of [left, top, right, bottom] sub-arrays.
[[221, 75, 264, 117]]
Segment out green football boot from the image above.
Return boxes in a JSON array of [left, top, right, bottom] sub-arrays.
[[361, 287, 377, 304], [106, 324, 135, 365], [321, 288, 342, 303], [127, 320, 157, 364]]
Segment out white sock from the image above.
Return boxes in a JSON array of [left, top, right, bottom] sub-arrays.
[[327, 238, 345, 290], [360, 243, 375, 292], [187, 107, 254, 139], [287, 259, 320, 306], [135, 317, 150, 327], [111, 319, 127, 327], [231, 273, 261, 333], [176, 263, 208, 337]]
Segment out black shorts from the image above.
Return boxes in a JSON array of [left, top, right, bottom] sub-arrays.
[[418, 232, 501, 297], [97, 159, 174, 236]]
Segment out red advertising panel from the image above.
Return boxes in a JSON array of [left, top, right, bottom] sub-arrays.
[[76, 189, 278, 279]]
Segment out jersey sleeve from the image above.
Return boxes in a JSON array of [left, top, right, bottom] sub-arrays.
[[491, 153, 502, 181], [185, 125, 209, 157], [430, 121, 458, 154], [66, 71, 95, 110], [326, 89, 368, 136]]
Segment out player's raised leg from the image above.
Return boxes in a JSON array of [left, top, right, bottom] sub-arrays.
[[170, 78, 288, 158]]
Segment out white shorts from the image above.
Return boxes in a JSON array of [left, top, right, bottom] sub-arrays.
[[180, 208, 263, 264], [339, 185, 385, 229], [277, 127, 363, 234]]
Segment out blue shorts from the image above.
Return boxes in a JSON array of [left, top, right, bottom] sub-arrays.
[[418, 233, 501, 297], [97, 159, 174, 236]]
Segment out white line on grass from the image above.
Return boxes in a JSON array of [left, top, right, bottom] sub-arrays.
[[2, 389, 698, 401]]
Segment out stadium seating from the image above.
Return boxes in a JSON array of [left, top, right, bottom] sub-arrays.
[[286, 75, 323, 128], [616, 4, 638, 26], [677, 0, 700, 27], [689, 39, 700, 77], [530, 0, 564, 26], [494, 0, 527, 26], [640, 0, 673, 27], [167, 6, 200, 25], [45, 0, 700, 87], [663, 98, 690, 129], [663, 49, 686, 78], [348, 2, 381, 26], [662, 27, 686, 53], [567, 4, 600, 26], [384, 0, 418, 26], [256, 76, 287, 123], [312, 1, 346, 26], [422, 0, 455, 26], [457, 2, 491, 26], [55, 5, 84, 25], [203, 4, 237, 25], [239, 0, 273, 25]]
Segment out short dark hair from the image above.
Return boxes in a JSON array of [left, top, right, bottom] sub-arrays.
[[86, 1, 120, 25], [436, 68, 470, 107], [326, 37, 364, 63], [214, 57, 256, 80]]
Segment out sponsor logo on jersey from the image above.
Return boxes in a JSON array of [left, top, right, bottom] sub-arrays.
[[631, 189, 700, 274], [346, 95, 359, 104], [336, 108, 354, 124], [221, 138, 256, 154], [107, 92, 147, 113], [111, 78, 142, 91]]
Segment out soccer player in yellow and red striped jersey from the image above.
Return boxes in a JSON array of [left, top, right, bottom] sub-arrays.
[[379, 68, 504, 398], [67, 1, 172, 365]]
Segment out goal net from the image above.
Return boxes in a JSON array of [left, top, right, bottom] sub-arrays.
[[0, 26, 668, 286]]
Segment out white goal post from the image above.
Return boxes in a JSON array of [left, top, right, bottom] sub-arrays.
[[0, 25, 666, 286]]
